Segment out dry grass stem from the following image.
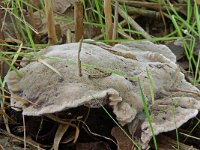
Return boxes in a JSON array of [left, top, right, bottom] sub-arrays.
[[45, 0, 58, 44], [104, 0, 113, 41], [74, 0, 84, 42]]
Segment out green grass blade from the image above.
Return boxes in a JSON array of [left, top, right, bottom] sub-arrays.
[[138, 78, 158, 150]]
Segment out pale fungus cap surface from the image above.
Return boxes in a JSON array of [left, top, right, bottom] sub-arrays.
[[6, 41, 200, 149]]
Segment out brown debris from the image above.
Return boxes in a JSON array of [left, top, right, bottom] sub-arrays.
[[111, 126, 135, 150]]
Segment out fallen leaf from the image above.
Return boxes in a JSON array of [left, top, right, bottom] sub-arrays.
[[111, 126, 134, 150]]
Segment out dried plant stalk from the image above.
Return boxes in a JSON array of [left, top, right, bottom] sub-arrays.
[[45, 0, 58, 44], [104, 0, 113, 41], [112, 0, 119, 41], [74, 0, 84, 42]]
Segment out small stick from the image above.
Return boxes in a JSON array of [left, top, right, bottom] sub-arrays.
[[78, 38, 83, 77]]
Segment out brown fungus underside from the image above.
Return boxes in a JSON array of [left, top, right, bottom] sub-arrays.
[[6, 41, 200, 149]]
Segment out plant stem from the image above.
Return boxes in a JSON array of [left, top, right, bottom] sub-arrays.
[[104, 0, 113, 41], [74, 0, 84, 42], [45, 0, 58, 44]]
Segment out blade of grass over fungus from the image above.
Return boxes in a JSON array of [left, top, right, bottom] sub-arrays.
[[138, 78, 157, 150]]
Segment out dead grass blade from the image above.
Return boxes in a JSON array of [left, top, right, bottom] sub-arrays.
[[22, 114, 26, 150], [53, 124, 69, 150], [38, 58, 63, 78], [45, 114, 80, 143], [180, 132, 200, 141]]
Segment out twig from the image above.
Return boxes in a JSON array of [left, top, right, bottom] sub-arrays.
[[118, 6, 152, 39], [78, 38, 83, 77]]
